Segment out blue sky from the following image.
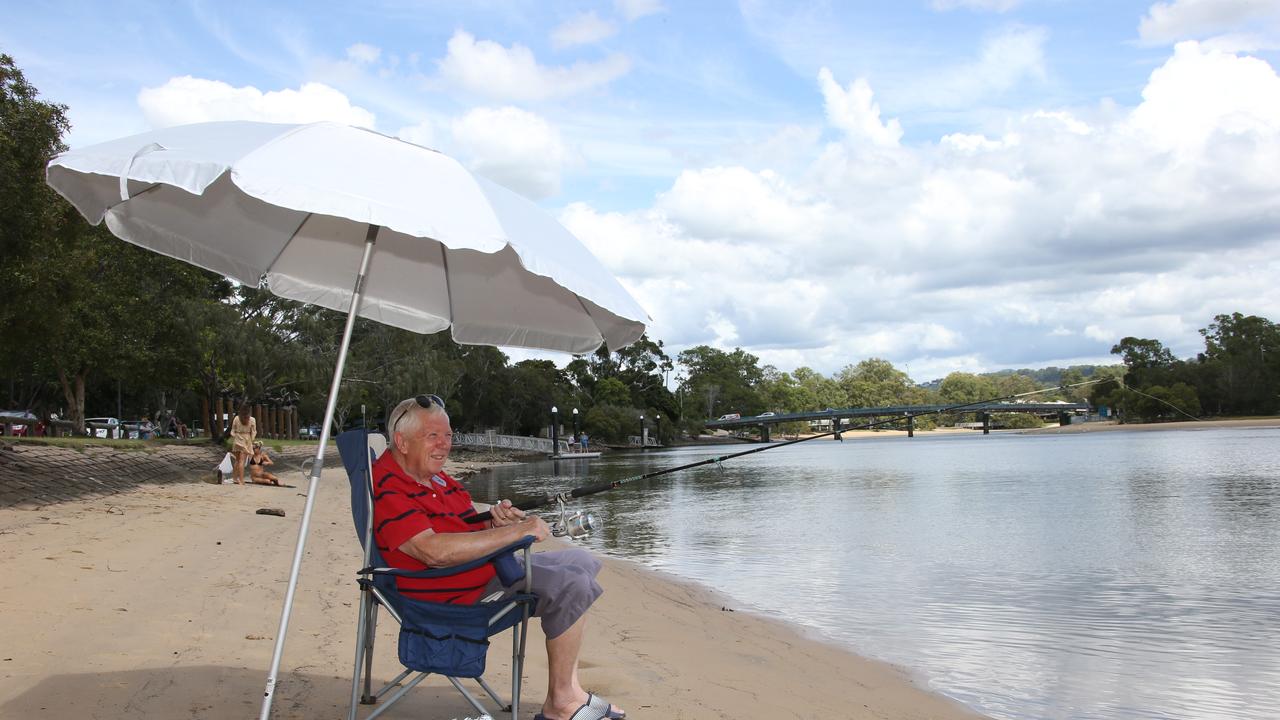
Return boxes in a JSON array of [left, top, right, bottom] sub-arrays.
[[5, 0, 1280, 381]]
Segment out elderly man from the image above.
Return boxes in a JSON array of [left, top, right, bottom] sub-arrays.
[[372, 395, 625, 720]]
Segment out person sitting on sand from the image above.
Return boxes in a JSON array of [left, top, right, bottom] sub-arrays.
[[372, 395, 625, 720], [246, 442, 284, 486]]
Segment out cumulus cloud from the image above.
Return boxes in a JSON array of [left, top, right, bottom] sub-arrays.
[[451, 106, 570, 199], [615, 0, 665, 22], [437, 30, 631, 101], [578, 43, 1280, 377], [1139, 0, 1280, 46], [552, 12, 618, 49], [817, 68, 903, 147], [137, 76, 376, 128]]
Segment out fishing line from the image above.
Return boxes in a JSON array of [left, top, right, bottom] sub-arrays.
[[467, 378, 1108, 525]]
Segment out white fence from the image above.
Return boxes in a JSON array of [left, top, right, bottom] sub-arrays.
[[453, 431, 566, 454]]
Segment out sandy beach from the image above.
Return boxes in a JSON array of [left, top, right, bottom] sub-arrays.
[[0, 457, 987, 720]]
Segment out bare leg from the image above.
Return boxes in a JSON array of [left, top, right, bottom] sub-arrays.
[[234, 450, 247, 485], [540, 615, 624, 719]]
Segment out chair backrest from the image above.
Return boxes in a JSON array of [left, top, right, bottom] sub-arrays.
[[338, 428, 400, 600]]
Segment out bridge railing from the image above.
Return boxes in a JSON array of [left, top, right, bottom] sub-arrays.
[[453, 432, 563, 454]]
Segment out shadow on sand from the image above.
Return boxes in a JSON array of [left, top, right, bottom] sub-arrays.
[[2, 664, 492, 719]]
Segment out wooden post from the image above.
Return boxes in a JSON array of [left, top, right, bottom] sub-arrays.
[[215, 397, 225, 440], [907, 414, 914, 438], [982, 411, 991, 435], [203, 395, 212, 441], [289, 407, 297, 440], [269, 407, 278, 439]]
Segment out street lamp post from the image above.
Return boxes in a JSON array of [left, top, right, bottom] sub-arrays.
[[551, 405, 559, 455], [572, 407, 579, 447], [655, 414, 661, 446], [639, 414, 645, 447]]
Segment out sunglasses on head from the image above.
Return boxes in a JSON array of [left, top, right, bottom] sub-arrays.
[[392, 394, 445, 433]]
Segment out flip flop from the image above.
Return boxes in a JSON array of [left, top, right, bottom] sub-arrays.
[[531, 693, 625, 720], [586, 693, 626, 719]]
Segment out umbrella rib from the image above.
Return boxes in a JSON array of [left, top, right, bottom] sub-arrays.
[[262, 212, 315, 280], [102, 182, 163, 212], [440, 242, 455, 322]]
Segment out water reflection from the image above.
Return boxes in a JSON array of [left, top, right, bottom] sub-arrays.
[[473, 429, 1280, 720]]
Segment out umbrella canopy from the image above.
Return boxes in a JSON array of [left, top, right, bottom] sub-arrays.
[[46, 120, 648, 354]]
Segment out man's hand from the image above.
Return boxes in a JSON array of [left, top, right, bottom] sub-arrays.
[[488, 499, 526, 527], [518, 514, 552, 542]]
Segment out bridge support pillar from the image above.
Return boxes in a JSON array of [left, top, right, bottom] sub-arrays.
[[982, 412, 991, 435], [907, 414, 914, 438], [760, 424, 770, 442], [1058, 411, 1069, 427]]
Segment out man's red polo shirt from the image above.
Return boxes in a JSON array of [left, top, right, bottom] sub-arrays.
[[371, 452, 495, 604]]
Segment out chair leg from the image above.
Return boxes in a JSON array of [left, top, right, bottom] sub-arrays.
[[348, 588, 376, 720], [362, 602, 379, 703], [446, 676, 490, 718], [512, 605, 530, 719]]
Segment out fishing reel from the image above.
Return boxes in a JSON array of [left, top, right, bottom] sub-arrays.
[[549, 496, 598, 540]]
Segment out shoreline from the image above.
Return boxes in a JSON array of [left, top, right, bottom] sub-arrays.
[[0, 459, 987, 719]]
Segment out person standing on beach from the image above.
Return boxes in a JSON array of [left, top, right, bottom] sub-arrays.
[[372, 395, 625, 720], [229, 404, 257, 486]]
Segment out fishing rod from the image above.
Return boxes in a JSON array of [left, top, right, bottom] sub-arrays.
[[467, 378, 1107, 536]]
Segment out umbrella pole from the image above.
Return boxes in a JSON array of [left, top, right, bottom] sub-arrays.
[[260, 224, 379, 720]]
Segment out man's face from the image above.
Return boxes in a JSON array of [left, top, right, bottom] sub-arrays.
[[399, 411, 453, 479]]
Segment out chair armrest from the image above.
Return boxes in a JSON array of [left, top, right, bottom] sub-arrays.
[[361, 535, 535, 579]]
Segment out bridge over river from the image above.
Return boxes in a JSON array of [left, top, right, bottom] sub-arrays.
[[705, 402, 1090, 441]]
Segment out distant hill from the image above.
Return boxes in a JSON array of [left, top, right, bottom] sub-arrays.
[[918, 364, 1121, 390]]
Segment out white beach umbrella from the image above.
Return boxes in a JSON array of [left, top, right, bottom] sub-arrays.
[[46, 120, 649, 718]]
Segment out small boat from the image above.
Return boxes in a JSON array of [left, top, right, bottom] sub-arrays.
[[549, 451, 602, 459]]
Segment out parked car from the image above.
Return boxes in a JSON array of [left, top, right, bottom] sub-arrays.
[[85, 417, 122, 439], [299, 424, 322, 439], [1, 410, 38, 436], [716, 413, 741, 421], [758, 411, 776, 417]]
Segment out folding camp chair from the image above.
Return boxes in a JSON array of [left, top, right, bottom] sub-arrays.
[[339, 428, 537, 720]]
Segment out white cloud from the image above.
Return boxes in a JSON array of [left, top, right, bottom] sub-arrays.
[[1130, 41, 1280, 156], [451, 106, 570, 199], [931, 0, 1021, 12], [921, 25, 1048, 108], [437, 30, 631, 102], [552, 12, 618, 49], [346, 42, 381, 64], [615, 0, 665, 22], [655, 166, 832, 243], [817, 68, 903, 147], [579, 44, 1280, 375], [137, 76, 376, 128], [1139, 0, 1280, 46]]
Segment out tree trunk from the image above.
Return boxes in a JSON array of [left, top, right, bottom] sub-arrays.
[[56, 363, 88, 429]]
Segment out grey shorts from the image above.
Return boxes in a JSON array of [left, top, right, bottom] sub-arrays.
[[484, 548, 603, 639]]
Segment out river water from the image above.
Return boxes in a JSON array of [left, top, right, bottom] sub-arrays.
[[467, 427, 1280, 720]]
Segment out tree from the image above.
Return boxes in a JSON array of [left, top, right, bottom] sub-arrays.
[[677, 345, 765, 419], [837, 358, 916, 408], [1198, 313, 1280, 415]]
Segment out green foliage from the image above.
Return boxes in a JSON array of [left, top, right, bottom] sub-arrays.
[[593, 377, 632, 407], [678, 345, 765, 418], [995, 413, 1043, 429], [837, 358, 919, 407], [583, 404, 634, 444]]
